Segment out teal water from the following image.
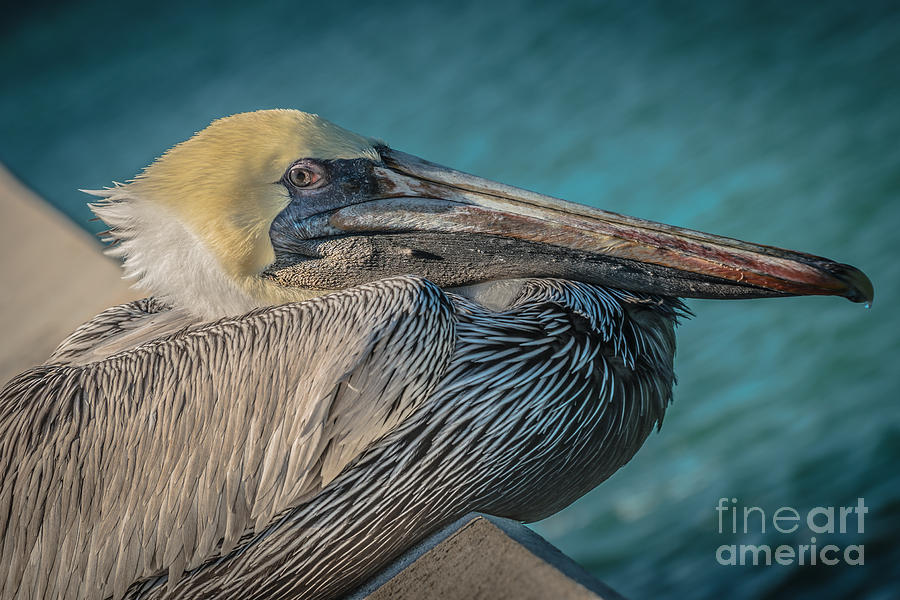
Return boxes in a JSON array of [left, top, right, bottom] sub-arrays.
[[2, 1, 899, 598]]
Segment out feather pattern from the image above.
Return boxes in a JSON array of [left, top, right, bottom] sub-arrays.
[[0, 276, 682, 600]]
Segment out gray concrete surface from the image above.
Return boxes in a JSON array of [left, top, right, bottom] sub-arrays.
[[350, 514, 625, 600], [0, 164, 139, 384]]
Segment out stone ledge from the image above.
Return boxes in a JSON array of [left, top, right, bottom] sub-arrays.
[[0, 163, 140, 384], [349, 513, 625, 600]]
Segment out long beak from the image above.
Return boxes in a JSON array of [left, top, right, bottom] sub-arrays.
[[320, 148, 873, 303]]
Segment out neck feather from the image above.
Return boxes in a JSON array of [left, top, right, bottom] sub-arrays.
[[90, 187, 263, 320]]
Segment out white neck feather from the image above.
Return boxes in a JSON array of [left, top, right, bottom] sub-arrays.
[[90, 187, 262, 320]]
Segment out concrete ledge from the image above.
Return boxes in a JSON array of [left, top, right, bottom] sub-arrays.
[[0, 163, 139, 383], [349, 513, 625, 600]]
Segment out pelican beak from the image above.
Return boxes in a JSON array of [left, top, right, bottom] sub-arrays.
[[275, 147, 874, 303]]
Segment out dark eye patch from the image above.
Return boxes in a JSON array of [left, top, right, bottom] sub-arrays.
[[271, 158, 383, 245]]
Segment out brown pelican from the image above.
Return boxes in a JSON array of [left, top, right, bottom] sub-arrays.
[[0, 110, 873, 600]]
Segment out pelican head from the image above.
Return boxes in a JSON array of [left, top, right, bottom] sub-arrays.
[[91, 109, 873, 319]]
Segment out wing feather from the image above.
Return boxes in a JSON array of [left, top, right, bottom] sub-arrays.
[[0, 276, 455, 600]]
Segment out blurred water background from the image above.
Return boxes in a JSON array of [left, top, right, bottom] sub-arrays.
[[2, 1, 899, 598]]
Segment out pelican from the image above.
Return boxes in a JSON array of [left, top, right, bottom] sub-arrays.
[[0, 110, 873, 600]]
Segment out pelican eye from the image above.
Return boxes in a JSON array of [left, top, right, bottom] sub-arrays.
[[287, 164, 324, 189]]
